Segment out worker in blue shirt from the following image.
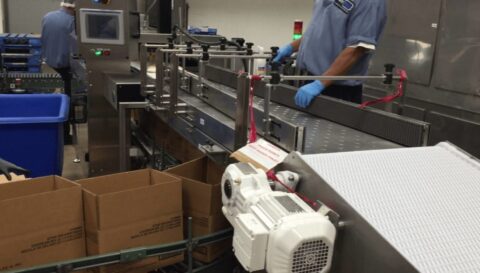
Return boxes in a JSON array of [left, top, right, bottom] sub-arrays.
[[41, 0, 76, 142], [274, 0, 387, 108]]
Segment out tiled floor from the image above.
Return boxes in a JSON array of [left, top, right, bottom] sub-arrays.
[[62, 124, 89, 180]]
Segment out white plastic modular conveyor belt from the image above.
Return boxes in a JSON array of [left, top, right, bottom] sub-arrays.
[[302, 142, 480, 273]]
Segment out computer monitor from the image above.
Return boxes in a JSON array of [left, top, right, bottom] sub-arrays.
[[80, 9, 125, 45]]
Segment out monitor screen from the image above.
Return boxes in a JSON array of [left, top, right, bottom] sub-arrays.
[[80, 9, 125, 45], [86, 14, 120, 40]]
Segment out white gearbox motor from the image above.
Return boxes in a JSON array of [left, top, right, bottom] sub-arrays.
[[222, 163, 336, 273]]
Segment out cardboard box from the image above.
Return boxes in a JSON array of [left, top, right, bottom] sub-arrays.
[[0, 173, 27, 183], [231, 138, 288, 171], [77, 169, 184, 273], [187, 211, 232, 262], [167, 157, 232, 263], [0, 176, 85, 271]]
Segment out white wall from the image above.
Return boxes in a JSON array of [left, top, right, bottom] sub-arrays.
[[5, 0, 60, 34], [188, 0, 315, 48]]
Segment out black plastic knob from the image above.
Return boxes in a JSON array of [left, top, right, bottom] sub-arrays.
[[185, 41, 194, 54], [220, 38, 227, 51], [232, 38, 245, 47], [384, 64, 396, 84], [201, 45, 210, 61]]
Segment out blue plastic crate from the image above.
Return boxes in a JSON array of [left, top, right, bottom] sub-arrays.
[[0, 33, 41, 48], [0, 94, 70, 177]]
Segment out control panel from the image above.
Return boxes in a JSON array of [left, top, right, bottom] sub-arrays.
[[90, 48, 112, 57]]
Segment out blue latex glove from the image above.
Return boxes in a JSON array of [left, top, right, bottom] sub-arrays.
[[295, 81, 325, 108], [273, 44, 294, 63]]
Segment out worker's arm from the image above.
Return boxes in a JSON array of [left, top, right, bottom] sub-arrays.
[[290, 38, 303, 52], [320, 46, 368, 87], [273, 38, 303, 63], [295, 46, 368, 108]]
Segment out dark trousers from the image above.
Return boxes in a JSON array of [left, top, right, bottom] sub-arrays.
[[322, 84, 363, 104], [54, 67, 72, 139], [304, 71, 363, 104], [54, 67, 72, 97]]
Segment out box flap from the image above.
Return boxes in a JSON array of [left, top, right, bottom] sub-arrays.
[[182, 179, 213, 215], [0, 177, 83, 239], [206, 160, 225, 185], [231, 139, 288, 171], [0, 176, 62, 201], [166, 157, 225, 186], [0, 174, 27, 183], [76, 169, 151, 195], [78, 169, 182, 230], [166, 157, 207, 181]]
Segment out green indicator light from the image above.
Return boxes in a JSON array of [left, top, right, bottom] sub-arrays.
[[293, 34, 302, 41], [95, 50, 102, 56]]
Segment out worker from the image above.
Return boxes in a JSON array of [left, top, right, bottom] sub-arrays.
[[41, 0, 76, 143], [274, 0, 387, 108], [0, 158, 29, 181]]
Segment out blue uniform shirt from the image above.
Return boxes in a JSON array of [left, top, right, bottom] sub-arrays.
[[41, 9, 76, 69], [297, 0, 387, 86]]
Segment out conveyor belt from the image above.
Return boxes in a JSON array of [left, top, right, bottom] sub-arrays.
[[298, 143, 480, 273], [133, 62, 401, 154], [205, 80, 400, 153]]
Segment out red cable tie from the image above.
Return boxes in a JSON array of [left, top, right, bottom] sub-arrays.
[[248, 75, 263, 143]]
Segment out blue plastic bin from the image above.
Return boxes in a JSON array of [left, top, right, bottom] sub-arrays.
[[0, 94, 70, 177]]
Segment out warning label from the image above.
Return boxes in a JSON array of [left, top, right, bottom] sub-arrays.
[[131, 217, 181, 239], [21, 227, 83, 254]]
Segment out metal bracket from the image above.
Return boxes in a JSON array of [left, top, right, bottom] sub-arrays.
[[317, 200, 342, 229], [120, 248, 148, 263], [56, 264, 73, 273]]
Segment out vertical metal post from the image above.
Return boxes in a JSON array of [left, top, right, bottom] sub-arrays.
[[170, 54, 180, 115], [249, 59, 255, 75], [72, 123, 81, 164], [398, 79, 408, 116], [264, 84, 273, 137], [118, 103, 129, 172], [197, 60, 207, 97], [187, 217, 193, 273], [155, 48, 165, 106], [235, 73, 250, 150], [140, 44, 148, 97]]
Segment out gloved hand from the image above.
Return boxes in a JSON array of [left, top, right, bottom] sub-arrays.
[[295, 81, 325, 108], [273, 44, 294, 63], [0, 158, 30, 181]]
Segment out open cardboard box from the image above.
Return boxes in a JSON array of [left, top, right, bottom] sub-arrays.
[[166, 157, 232, 263], [76, 169, 184, 273], [0, 176, 85, 271], [0, 173, 27, 183]]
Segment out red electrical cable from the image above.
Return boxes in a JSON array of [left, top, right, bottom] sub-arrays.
[[248, 75, 318, 208], [248, 75, 263, 143], [359, 69, 408, 109]]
